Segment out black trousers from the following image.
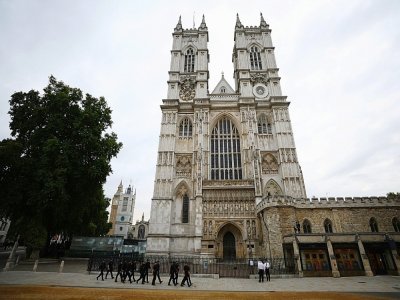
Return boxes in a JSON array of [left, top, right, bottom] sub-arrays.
[[258, 269, 264, 282], [265, 269, 270, 281]]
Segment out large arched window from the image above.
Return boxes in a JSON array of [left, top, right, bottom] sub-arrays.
[[179, 118, 192, 137], [182, 194, 189, 223], [393, 217, 400, 232], [324, 219, 333, 233], [369, 217, 379, 232], [210, 117, 242, 180], [250, 46, 262, 70], [257, 114, 272, 134], [303, 219, 312, 233], [184, 48, 195, 73]]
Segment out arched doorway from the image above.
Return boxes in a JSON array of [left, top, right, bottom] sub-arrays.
[[216, 222, 244, 260], [223, 232, 236, 260]]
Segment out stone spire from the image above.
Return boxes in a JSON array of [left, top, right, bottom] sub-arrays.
[[199, 14, 207, 30], [235, 13, 244, 29], [174, 15, 182, 31], [260, 12, 268, 27], [117, 180, 123, 193]]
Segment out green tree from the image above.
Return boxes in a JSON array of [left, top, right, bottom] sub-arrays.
[[0, 76, 122, 251], [387, 192, 400, 200]]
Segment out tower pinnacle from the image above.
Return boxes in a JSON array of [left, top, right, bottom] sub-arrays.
[[260, 12, 268, 27], [199, 14, 207, 30], [235, 13, 243, 29], [174, 15, 182, 31]]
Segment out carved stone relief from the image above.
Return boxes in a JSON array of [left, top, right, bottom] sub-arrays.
[[179, 75, 196, 101], [262, 152, 279, 174], [175, 155, 192, 177], [265, 179, 283, 196], [250, 73, 268, 85]]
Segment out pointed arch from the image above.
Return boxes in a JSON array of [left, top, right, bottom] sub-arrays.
[[264, 179, 283, 197], [173, 180, 192, 224], [392, 217, 400, 232], [257, 113, 272, 134], [210, 116, 242, 180], [184, 47, 196, 73], [369, 217, 379, 232], [179, 117, 192, 137], [303, 219, 312, 233], [324, 218, 333, 233], [249, 44, 263, 70]]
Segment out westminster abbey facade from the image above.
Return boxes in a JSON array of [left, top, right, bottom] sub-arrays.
[[147, 14, 400, 277]]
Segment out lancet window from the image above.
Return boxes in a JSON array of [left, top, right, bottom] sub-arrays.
[[179, 118, 192, 137], [303, 219, 312, 233], [182, 194, 189, 223], [210, 117, 242, 180], [250, 46, 262, 70], [324, 219, 333, 233], [184, 48, 195, 73], [257, 114, 272, 134], [369, 217, 379, 232]]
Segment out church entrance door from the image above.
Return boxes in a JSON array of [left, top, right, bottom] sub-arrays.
[[223, 232, 236, 260]]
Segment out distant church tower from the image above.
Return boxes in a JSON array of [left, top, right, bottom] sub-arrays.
[[108, 181, 136, 238], [147, 14, 306, 259]]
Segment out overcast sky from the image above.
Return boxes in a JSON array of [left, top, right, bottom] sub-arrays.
[[1, 0, 399, 223]]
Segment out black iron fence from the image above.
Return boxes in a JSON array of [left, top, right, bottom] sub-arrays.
[[88, 253, 296, 278]]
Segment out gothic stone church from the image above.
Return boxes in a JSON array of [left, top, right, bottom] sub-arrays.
[[147, 14, 400, 277]]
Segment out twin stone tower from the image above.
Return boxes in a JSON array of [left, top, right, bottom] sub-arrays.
[[147, 14, 306, 260]]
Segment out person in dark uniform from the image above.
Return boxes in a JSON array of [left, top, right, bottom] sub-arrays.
[[145, 259, 151, 283], [151, 260, 162, 285], [181, 264, 191, 287], [168, 262, 176, 286], [96, 260, 106, 281], [114, 260, 123, 282], [121, 260, 129, 283], [129, 260, 136, 283], [136, 261, 147, 284], [105, 260, 114, 279]]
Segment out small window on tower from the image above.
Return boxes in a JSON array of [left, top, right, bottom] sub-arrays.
[[220, 86, 226, 93], [250, 46, 262, 70], [179, 118, 193, 138], [184, 48, 195, 73]]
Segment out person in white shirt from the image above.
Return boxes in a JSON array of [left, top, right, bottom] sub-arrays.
[[257, 260, 265, 282], [264, 260, 270, 281]]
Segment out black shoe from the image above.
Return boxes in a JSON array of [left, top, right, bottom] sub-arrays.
[[160, 281, 163, 284]]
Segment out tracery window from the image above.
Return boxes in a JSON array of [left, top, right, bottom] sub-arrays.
[[303, 219, 312, 233], [250, 46, 262, 70], [184, 48, 195, 73], [324, 219, 333, 233], [210, 117, 242, 180], [182, 194, 189, 223], [393, 218, 400, 232], [257, 114, 272, 134], [122, 197, 128, 212], [179, 118, 192, 137], [220, 86, 226, 93], [369, 217, 379, 232]]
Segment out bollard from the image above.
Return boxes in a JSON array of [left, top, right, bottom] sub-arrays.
[[59, 260, 64, 273], [33, 259, 39, 272]]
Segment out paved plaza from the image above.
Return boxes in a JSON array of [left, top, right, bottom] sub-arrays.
[[0, 270, 399, 298]]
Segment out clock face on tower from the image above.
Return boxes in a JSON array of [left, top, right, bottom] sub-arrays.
[[253, 83, 269, 98]]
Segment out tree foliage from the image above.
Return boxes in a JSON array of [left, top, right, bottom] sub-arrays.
[[0, 76, 122, 245]]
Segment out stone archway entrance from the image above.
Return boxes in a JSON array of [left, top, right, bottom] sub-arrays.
[[216, 222, 244, 260], [223, 232, 236, 260]]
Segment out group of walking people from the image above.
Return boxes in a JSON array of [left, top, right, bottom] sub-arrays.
[[257, 259, 271, 282], [96, 258, 192, 287]]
